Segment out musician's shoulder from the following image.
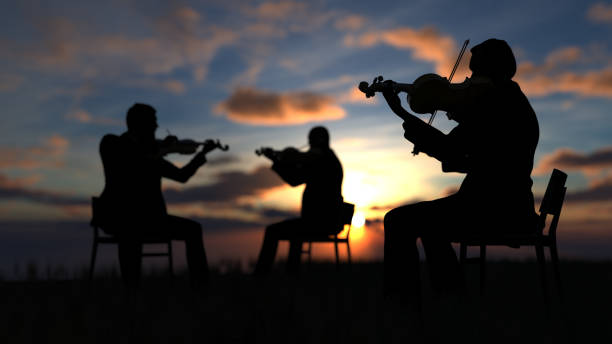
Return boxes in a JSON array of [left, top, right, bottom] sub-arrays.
[[100, 134, 122, 152]]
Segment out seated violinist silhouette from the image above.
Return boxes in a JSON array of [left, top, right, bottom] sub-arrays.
[[97, 103, 226, 288], [362, 39, 540, 297], [253, 126, 344, 275]]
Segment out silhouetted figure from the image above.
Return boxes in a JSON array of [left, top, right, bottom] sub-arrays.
[[254, 126, 344, 275], [97, 103, 214, 288], [380, 39, 539, 296]]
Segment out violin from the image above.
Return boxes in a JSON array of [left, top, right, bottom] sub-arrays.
[[358, 39, 470, 154], [157, 137, 229, 156], [359, 73, 459, 117], [255, 146, 305, 161]]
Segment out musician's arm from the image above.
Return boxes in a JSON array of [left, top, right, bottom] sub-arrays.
[[439, 126, 470, 173], [161, 153, 207, 183], [382, 86, 471, 171], [271, 150, 313, 187]]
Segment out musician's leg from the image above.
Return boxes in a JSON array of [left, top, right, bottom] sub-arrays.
[[421, 236, 464, 293], [287, 237, 305, 274], [118, 237, 143, 288], [254, 218, 302, 276], [420, 195, 467, 293], [165, 215, 209, 287], [383, 204, 422, 297]]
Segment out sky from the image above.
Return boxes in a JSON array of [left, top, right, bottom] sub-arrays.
[[1, 0, 611, 276]]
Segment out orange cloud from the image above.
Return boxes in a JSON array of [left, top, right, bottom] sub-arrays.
[[0, 134, 69, 170], [215, 87, 346, 125], [65, 109, 121, 126], [534, 146, 612, 175], [0, 174, 42, 189], [255, 1, 306, 19], [516, 46, 612, 98], [517, 65, 612, 98], [0, 172, 86, 206], [334, 15, 367, 31], [345, 26, 470, 78], [587, 3, 612, 23], [0, 74, 25, 92], [308, 75, 375, 105]]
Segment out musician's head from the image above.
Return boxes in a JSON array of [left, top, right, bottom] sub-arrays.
[[308, 126, 329, 149], [126, 103, 158, 138], [469, 39, 516, 81]]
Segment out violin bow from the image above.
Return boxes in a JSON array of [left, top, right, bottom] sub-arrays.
[[427, 39, 470, 125]]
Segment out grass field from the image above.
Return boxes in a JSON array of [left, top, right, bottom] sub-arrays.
[[2, 260, 612, 343]]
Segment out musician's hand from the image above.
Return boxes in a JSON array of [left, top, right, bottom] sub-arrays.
[[193, 148, 207, 166], [381, 80, 401, 109], [261, 148, 276, 160], [162, 135, 178, 145], [402, 121, 410, 139]]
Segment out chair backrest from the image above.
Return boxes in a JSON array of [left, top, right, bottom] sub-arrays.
[[337, 202, 355, 237], [539, 169, 567, 216], [90, 196, 101, 228], [538, 169, 567, 236], [340, 202, 355, 226]]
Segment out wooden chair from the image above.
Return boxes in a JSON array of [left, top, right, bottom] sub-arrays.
[[301, 202, 355, 267], [89, 197, 174, 280], [455, 169, 567, 300]]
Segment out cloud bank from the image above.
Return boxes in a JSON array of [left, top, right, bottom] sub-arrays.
[[215, 87, 346, 125], [534, 146, 612, 174], [164, 165, 284, 204], [344, 26, 470, 78]]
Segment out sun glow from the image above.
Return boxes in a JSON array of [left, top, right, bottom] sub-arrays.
[[352, 210, 366, 227], [342, 171, 377, 206]]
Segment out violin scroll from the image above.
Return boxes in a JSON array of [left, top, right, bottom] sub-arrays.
[[204, 139, 229, 152], [358, 76, 385, 98], [255, 147, 274, 157], [255, 146, 302, 161], [358, 76, 416, 100]]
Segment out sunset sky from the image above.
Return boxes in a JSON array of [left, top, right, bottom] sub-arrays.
[[1, 0, 611, 275]]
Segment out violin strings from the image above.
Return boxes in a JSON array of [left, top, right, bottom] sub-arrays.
[[428, 39, 470, 125]]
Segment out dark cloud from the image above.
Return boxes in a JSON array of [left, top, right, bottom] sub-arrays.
[[0, 165, 284, 211], [235, 204, 298, 220], [0, 134, 69, 170], [164, 165, 284, 204], [535, 146, 612, 174], [0, 174, 87, 206], [205, 154, 241, 167], [565, 176, 612, 203], [214, 87, 345, 125]]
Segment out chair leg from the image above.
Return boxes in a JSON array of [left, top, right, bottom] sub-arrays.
[[167, 241, 174, 279], [460, 243, 467, 263], [89, 240, 98, 281], [334, 241, 340, 270], [550, 242, 563, 300], [307, 241, 312, 266], [535, 244, 550, 306], [414, 246, 423, 325], [346, 242, 352, 267], [479, 245, 486, 296]]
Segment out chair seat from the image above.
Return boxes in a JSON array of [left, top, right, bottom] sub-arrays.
[[96, 234, 172, 244], [452, 232, 552, 247], [304, 234, 347, 242]]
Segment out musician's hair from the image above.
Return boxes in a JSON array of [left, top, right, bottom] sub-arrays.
[[126, 103, 156, 130], [469, 38, 516, 81], [309, 126, 329, 148]]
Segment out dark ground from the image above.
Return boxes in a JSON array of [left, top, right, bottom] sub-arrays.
[[2, 260, 612, 344]]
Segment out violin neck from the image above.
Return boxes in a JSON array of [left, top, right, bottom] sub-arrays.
[[394, 83, 414, 94]]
